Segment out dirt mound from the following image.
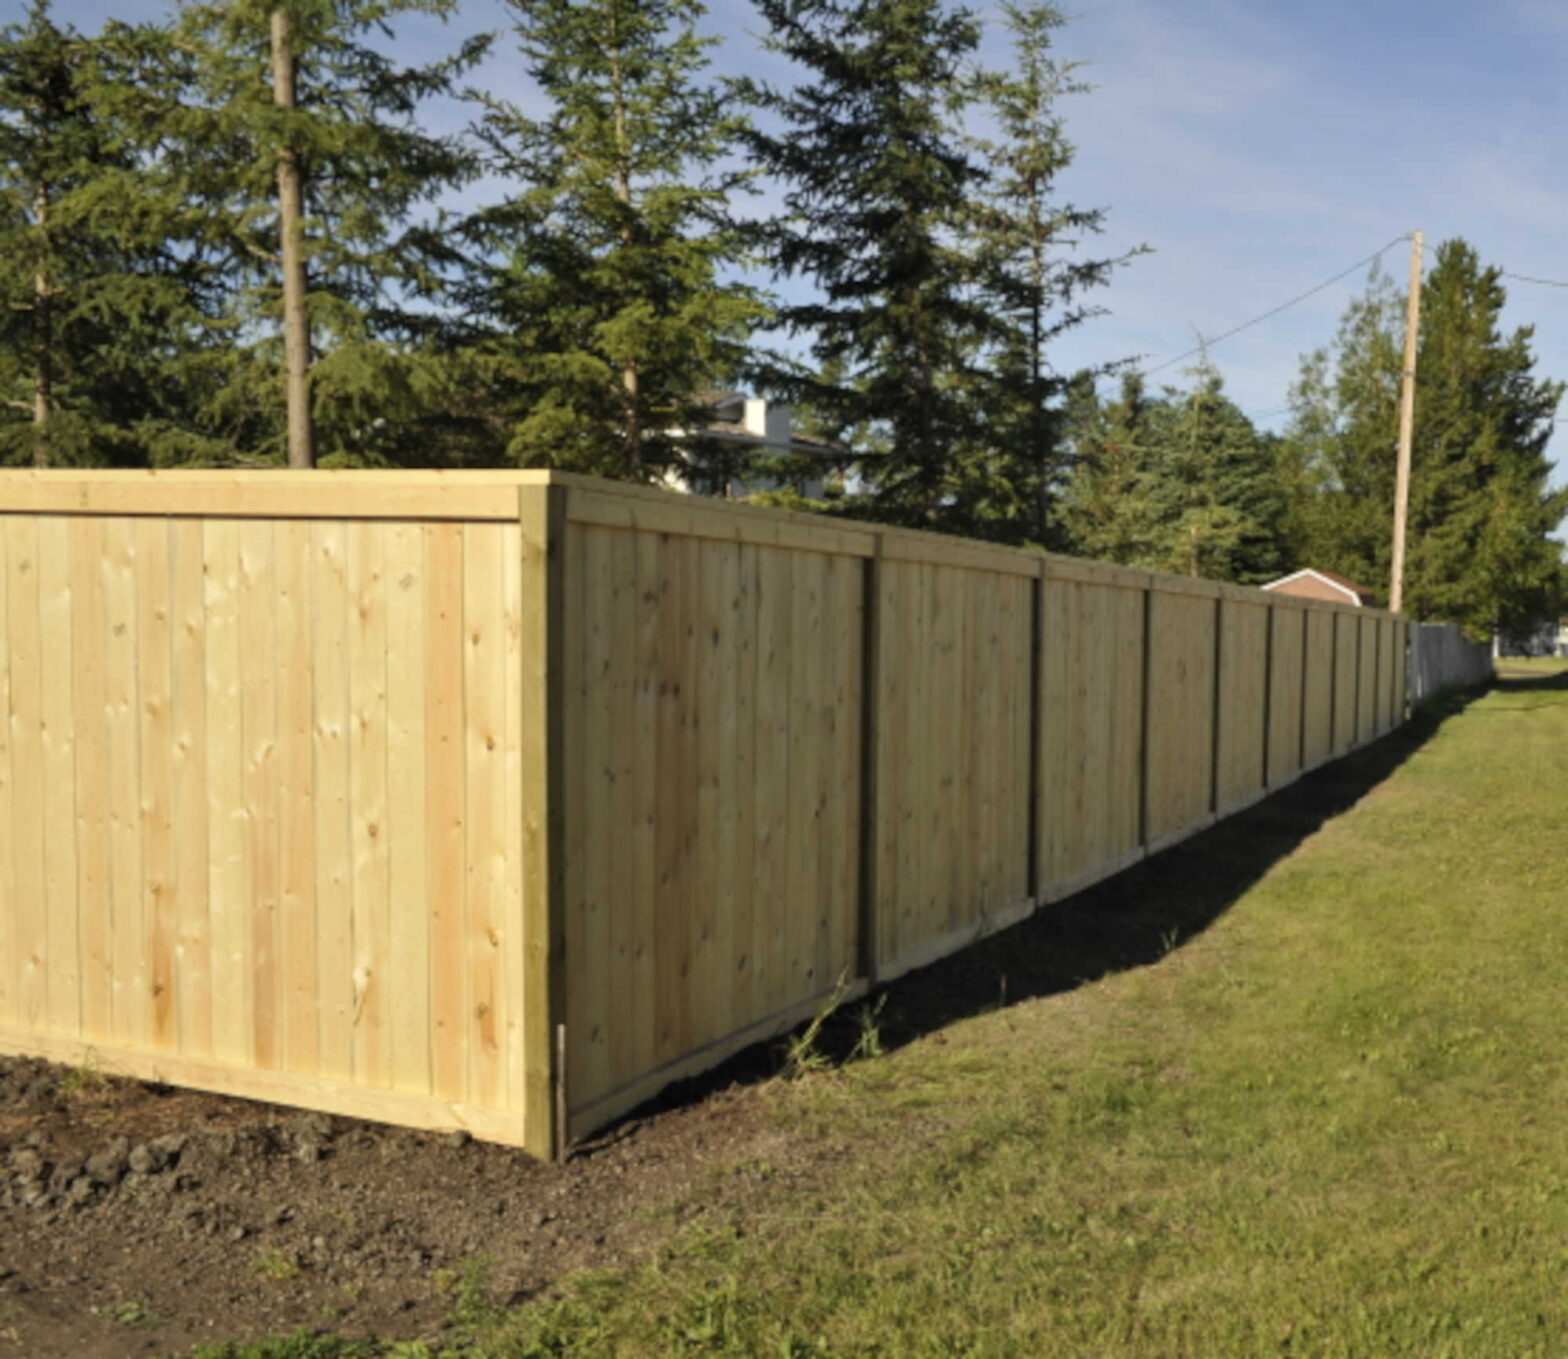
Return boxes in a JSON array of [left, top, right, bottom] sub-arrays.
[[0, 1053, 789, 1356]]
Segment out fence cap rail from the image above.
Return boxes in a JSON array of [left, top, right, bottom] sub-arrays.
[[0, 468, 557, 521], [0, 467, 1407, 621]]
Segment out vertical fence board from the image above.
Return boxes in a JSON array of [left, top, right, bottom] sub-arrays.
[[423, 524, 466, 1105], [67, 520, 106, 1042], [39, 521, 81, 1038], [311, 522, 353, 1082], [136, 519, 176, 1051], [6, 517, 45, 1029], [1039, 576, 1146, 899], [275, 520, 317, 1076], [1266, 605, 1306, 788], [1332, 612, 1359, 755], [1215, 597, 1269, 815], [1356, 614, 1378, 745], [385, 523, 430, 1095], [0, 521, 12, 1027], [170, 519, 211, 1056], [1302, 610, 1335, 767], [203, 520, 247, 1065], [348, 525, 390, 1087], [463, 524, 508, 1110], [605, 527, 638, 1098], [239, 520, 279, 1070], [1146, 589, 1217, 847]]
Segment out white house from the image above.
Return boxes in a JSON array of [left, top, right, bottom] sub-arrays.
[[664, 391, 843, 500]]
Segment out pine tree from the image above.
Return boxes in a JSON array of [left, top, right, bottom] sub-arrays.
[[744, 0, 999, 531], [1140, 362, 1286, 582], [463, 0, 765, 482], [1276, 265, 1405, 594], [170, 0, 487, 466], [1057, 370, 1158, 564], [1060, 362, 1287, 582], [970, 0, 1130, 547], [1280, 241, 1564, 633], [0, 3, 220, 466], [1406, 241, 1565, 636]]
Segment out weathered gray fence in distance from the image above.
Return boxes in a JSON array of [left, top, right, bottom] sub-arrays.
[[1408, 622, 1493, 704]]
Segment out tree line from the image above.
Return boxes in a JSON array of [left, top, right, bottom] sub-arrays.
[[1066, 241, 1565, 638], [2, 0, 1561, 637]]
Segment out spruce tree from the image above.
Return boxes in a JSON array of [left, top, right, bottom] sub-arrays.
[[744, 0, 998, 531], [1406, 241, 1565, 636], [463, 0, 765, 482], [170, 0, 487, 466], [971, 0, 1130, 546], [0, 3, 220, 466], [1281, 241, 1564, 633], [1057, 370, 1158, 565]]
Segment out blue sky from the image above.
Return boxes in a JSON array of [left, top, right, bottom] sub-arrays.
[[60, 0, 1568, 487]]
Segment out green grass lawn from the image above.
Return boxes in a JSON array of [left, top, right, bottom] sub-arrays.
[[200, 662, 1568, 1359]]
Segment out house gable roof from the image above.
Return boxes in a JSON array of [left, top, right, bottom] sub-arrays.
[[1261, 567, 1374, 606]]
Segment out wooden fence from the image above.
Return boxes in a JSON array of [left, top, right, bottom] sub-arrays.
[[0, 470, 1408, 1158], [1408, 621, 1493, 704]]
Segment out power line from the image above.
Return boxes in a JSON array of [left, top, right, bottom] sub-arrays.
[[1138, 233, 1412, 378], [1503, 271, 1568, 289], [1416, 239, 1568, 289]]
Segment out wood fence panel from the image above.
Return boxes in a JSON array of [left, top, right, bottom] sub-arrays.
[[1145, 589, 1218, 849], [1215, 597, 1269, 815], [0, 469, 1420, 1157], [874, 553, 1032, 980], [0, 498, 534, 1148], [1356, 614, 1378, 745], [1302, 610, 1335, 767], [558, 520, 865, 1136], [1332, 612, 1360, 755], [1038, 573, 1145, 900], [1266, 604, 1306, 788]]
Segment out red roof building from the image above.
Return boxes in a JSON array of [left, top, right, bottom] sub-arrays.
[[1261, 568, 1376, 608]]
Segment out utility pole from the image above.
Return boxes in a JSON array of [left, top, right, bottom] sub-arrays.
[[1389, 229, 1422, 614], [272, 9, 314, 469]]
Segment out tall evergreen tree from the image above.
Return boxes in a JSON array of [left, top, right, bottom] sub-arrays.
[[744, 0, 999, 531], [0, 3, 220, 466], [464, 0, 765, 481], [1060, 362, 1287, 581], [1057, 369, 1158, 564], [171, 0, 487, 466], [970, 0, 1129, 547], [1280, 241, 1564, 633]]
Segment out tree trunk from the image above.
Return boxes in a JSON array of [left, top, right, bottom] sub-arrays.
[[32, 181, 51, 468], [611, 44, 642, 478], [272, 9, 313, 469]]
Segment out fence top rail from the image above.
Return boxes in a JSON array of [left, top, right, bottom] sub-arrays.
[[0, 468, 555, 521], [0, 467, 1406, 620]]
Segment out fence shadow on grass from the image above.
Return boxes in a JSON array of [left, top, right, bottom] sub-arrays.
[[577, 684, 1486, 1155]]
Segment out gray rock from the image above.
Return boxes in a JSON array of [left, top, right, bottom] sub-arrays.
[[85, 1138, 130, 1187], [67, 1176, 95, 1206], [128, 1143, 168, 1176], [444, 1129, 471, 1150], [9, 1149, 43, 1179]]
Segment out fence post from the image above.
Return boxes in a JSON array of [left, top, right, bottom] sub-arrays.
[[1260, 602, 1274, 789], [519, 481, 567, 1161], [1209, 595, 1224, 815], [1026, 559, 1044, 905], [1137, 586, 1153, 849], [856, 534, 884, 987]]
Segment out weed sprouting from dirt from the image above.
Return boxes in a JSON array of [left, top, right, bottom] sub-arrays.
[[252, 1248, 301, 1283], [778, 974, 853, 1080], [849, 994, 887, 1062]]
